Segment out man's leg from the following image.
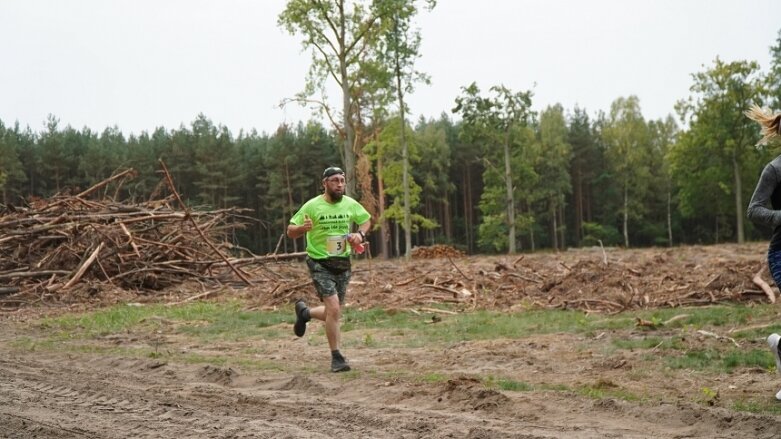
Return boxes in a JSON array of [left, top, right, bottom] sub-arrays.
[[308, 294, 341, 351], [297, 262, 351, 372], [309, 295, 350, 372]]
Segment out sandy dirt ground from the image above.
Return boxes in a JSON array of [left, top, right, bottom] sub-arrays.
[[2, 243, 781, 438]]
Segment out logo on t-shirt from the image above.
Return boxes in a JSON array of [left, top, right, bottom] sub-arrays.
[[318, 213, 349, 232]]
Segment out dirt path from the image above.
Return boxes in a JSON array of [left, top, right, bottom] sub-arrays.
[[2, 333, 780, 438]]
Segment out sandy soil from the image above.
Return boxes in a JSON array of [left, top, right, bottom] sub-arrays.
[[2, 243, 781, 438]]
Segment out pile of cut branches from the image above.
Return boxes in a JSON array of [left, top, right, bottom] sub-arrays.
[[330, 244, 775, 314], [0, 166, 254, 307], [411, 244, 465, 259]]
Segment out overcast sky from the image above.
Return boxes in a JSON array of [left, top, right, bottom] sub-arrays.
[[1, 0, 778, 137]]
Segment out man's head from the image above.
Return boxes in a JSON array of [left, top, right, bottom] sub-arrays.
[[322, 166, 345, 180], [322, 166, 346, 202]]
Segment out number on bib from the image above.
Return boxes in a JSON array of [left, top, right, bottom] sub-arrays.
[[326, 235, 347, 256]]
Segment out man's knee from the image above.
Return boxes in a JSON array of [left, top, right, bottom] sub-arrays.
[[323, 296, 341, 319]]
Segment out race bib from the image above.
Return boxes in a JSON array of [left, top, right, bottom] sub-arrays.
[[326, 235, 348, 256]]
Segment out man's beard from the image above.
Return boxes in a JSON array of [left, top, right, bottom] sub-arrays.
[[326, 188, 343, 202]]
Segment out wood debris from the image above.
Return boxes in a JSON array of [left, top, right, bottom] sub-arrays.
[[0, 185, 776, 317], [0, 167, 256, 307], [411, 244, 465, 259], [337, 244, 777, 314]]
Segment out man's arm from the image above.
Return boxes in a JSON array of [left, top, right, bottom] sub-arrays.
[[287, 224, 304, 239], [287, 215, 312, 239], [346, 220, 371, 246], [357, 220, 371, 241]]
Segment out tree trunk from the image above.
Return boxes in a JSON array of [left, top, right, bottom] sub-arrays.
[[377, 157, 390, 259], [339, 15, 356, 197], [393, 25, 412, 259], [573, 165, 583, 244], [443, 198, 452, 241], [284, 160, 296, 252], [463, 166, 473, 253], [732, 153, 744, 243], [258, 215, 265, 253], [623, 180, 629, 248], [667, 188, 673, 247], [559, 202, 566, 249], [282, 220, 289, 254], [394, 220, 400, 257], [425, 198, 433, 243], [265, 221, 272, 254], [550, 199, 558, 250], [528, 201, 536, 251], [715, 215, 720, 243], [503, 128, 515, 253], [585, 182, 592, 223]]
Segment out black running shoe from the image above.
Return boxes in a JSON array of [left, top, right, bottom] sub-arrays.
[[331, 352, 351, 373], [293, 300, 308, 337]]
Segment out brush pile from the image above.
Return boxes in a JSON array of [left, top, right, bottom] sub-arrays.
[[411, 244, 466, 259], [0, 168, 252, 302], [341, 244, 774, 313]]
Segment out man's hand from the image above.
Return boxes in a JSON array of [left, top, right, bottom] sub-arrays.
[[346, 232, 363, 246], [345, 233, 365, 254], [300, 214, 313, 232]]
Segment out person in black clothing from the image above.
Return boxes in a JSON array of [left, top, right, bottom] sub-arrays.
[[746, 105, 781, 400]]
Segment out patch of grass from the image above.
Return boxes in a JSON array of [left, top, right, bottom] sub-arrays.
[[419, 372, 448, 383], [730, 325, 781, 341], [40, 304, 150, 335], [37, 301, 291, 342], [666, 349, 720, 371], [605, 335, 686, 360], [495, 378, 533, 392], [341, 307, 675, 348], [722, 349, 775, 371], [666, 348, 774, 373], [486, 379, 644, 403], [732, 399, 781, 415], [170, 304, 290, 340], [537, 383, 571, 392], [612, 336, 666, 350], [634, 305, 780, 330], [178, 353, 229, 366], [362, 333, 377, 347], [576, 381, 642, 402], [35, 303, 781, 350], [626, 368, 651, 381], [10, 337, 58, 351]]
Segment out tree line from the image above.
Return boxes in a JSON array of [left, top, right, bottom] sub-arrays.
[[0, 0, 779, 257]]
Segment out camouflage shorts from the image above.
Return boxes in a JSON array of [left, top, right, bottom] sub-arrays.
[[306, 257, 351, 304]]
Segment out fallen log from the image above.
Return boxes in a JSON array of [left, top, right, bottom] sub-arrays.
[[61, 242, 104, 291]]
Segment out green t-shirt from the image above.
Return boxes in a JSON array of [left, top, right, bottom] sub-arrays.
[[290, 195, 371, 259]]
